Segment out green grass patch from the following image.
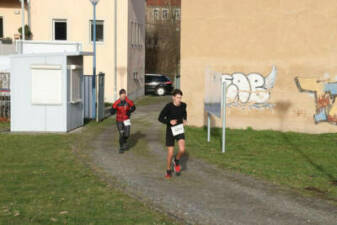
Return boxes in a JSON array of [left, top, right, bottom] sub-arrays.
[[0, 122, 9, 131], [0, 120, 177, 225], [185, 126, 337, 201]]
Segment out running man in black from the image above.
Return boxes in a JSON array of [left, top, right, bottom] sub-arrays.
[[158, 89, 187, 178]]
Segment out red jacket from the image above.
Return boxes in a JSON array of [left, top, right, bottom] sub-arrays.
[[112, 97, 135, 122]]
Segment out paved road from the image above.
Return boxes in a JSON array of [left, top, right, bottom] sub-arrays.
[[90, 98, 337, 225]]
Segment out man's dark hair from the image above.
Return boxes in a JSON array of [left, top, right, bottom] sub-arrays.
[[119, 89, 126, 95], [172, 89, 183, 96]]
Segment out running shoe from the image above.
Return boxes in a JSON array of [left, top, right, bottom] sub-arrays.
[[165, 170, 172, 178], [172, 158, 181, 175]]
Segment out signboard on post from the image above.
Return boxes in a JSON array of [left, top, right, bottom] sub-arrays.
[[204, 68, 227, 153]]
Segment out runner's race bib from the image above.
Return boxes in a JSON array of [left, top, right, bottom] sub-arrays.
[[171, 124, 184, 136], [124, 119, 131, 126]]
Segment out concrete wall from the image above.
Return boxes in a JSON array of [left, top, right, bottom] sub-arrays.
[[127, 0, 146, 100], [0, 0, 28, 40], [181, 0, 337, 133]]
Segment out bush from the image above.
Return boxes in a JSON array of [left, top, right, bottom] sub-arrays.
[[18, 25, 32, 40]]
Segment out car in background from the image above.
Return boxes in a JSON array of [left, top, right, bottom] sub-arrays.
[[145, 74, 173, 96]]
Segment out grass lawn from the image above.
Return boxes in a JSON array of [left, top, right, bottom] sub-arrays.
[[0, 122, 9, 132], [0, 120, 177, 225], [185, 126, 337, 202]]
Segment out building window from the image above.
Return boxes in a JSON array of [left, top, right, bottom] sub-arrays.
[[162, 9, 169, 20], [69, 65, 82, 103], [175, 9, 181, 20], [131, 22, 135, 47], [136, 23, 140, 46], [90, 20, 104, 42], [133, 72, 138, 80], [131, 21, 143, 48], [53, 19, 67, 41], [153, 8, 159, 20], [0, 17, 3, 38]]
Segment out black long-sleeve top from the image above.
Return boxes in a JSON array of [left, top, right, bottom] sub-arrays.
[[158, 102, 187, 127]]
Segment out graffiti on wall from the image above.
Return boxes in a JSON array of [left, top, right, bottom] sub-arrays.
[[295, 76, 337, 124], [222, 66, 277, 109]]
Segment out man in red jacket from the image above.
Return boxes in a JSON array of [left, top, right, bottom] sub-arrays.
[[111, 89, 136, 153]]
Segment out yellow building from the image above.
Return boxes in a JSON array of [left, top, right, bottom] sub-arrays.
[[0, 0, 28, 40], [0, 0, 145, 101], [181, 0, 337, 133]]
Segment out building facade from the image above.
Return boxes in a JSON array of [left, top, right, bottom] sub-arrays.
[[181, 0, 337, 134], [145, 0, 180, 78], [0, 0, 145, 101], [0, 0, 29, 41], [146, 0, 181, 24]]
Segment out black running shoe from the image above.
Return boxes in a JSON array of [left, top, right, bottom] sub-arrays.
[[165, 170, 172, 178]]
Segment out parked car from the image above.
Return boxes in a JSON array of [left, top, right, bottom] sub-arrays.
[[145, 74, 173, 96]]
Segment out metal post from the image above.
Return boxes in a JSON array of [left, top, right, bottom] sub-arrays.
[[21, 0, 25, 40], [96, 74, 100, 122], [27, 0, 31, 30], [222, 82, 226, 153], [207, 113, 211, 142], [92, 3, 97, 120]]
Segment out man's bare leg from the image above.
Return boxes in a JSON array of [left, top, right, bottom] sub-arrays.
[[167, 146, 174, 170], [176, 139, 185, 160]]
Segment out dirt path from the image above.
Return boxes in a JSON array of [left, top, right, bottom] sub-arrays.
[[90, 98, 337, 225]]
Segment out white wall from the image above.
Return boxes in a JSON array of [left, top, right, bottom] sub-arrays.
[[10, 53, 84, 132]]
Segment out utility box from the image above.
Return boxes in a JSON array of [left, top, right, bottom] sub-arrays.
[[10, 52, 91, 132]]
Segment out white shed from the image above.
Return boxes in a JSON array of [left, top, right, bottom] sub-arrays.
[[10, 51, 92, 132]]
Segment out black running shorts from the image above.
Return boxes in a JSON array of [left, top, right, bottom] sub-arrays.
[[166, 127, 185, 147]]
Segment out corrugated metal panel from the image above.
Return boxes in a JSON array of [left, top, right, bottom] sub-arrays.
[[97, 73, 105, 121], [0, 72, 10, 119], [83, 75, 93, 119], [83, 73, 105, 120]]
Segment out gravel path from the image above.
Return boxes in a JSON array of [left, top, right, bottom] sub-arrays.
[[90, 99, 337, 225]]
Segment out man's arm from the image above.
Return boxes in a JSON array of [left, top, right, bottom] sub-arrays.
[[127, 105, 136, 117], [158, 104, 169, 124], [183, 103, 187, 125], [183, 104, 187, 121], [111, 100, 120, 115], [126, 99, 136, 117]]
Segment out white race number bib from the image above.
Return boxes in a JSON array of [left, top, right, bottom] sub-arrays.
[[123, 119, 131, 126], [171, 124, 184, 136]]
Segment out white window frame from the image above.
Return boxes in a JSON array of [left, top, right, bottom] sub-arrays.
[[138, 24, 142, 47], [90, 20, 104, 43], [69, 65, 82, 104], [131, 21, 143, 48], [175, 9, 181, 20], [136, 23, 140, 46], [131, 21, 135, 47], [153, 8, 160, 20], [52, 19, 67, 41], [133, 72, 138, 80], [162, 8, 169, 20]]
